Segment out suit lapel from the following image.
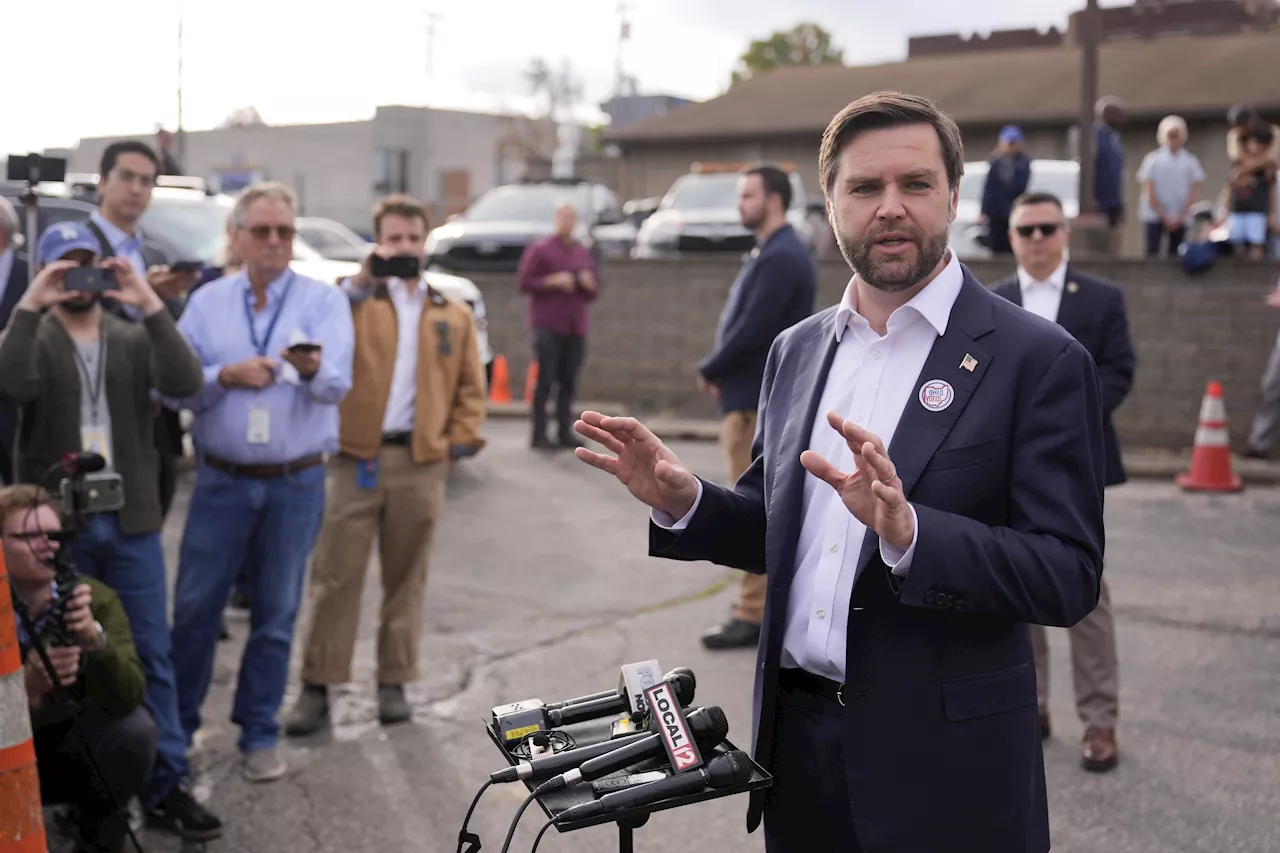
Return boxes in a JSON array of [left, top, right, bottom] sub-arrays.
[[855, 271, 997, 572], [767, 310, 839, 581], [1053, 268, 1084, 336]]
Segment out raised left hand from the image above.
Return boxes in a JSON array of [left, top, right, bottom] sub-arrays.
[[280, 344, 322, 380], [101, 257, 164, 313], [799, 411, 915, 551], [63, 583, 102, 650]]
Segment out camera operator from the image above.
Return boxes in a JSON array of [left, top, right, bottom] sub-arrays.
[[0, 195, 26, 485], [0, 223, 221, 839], [1, 484, 154, 853]]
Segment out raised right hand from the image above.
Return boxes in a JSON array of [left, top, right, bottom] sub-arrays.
[[218, 356, 279, 389], [573, 411, 699, 519], [17, 259, 81, 312]]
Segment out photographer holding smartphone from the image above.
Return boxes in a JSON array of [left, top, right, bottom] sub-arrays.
[[285, 194, 486, 735], [1, 484, 154, 853], [0, 221, 217, 839]]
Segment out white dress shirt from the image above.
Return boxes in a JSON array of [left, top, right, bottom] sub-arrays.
[[380, 277, 426, 433], [655, 251, 966, 681], [1016, 260, 1067, 323]]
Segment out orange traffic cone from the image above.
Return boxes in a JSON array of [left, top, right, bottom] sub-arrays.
[[1176, 380, 1242, 492], [489, 354, 512, 403], [524, 361, 539, 404], [1, 548, 49, 853]]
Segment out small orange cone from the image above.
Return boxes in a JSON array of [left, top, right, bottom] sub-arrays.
[[489, 354, 512, 403], [1176, 380, 1242, 492], [524, 361, 539, 404]]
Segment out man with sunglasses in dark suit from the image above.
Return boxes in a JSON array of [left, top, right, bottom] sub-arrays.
[[992, 191, 1136, 774]]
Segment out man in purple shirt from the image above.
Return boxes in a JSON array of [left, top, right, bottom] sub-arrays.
[[517, 203, 600, 450]]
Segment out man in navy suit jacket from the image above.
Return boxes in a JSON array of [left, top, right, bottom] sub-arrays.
[[0, 195, 29, 484], [696, 163, 817, 650], [992, 191, 1136, 774], [575, 91, 1106, 852]]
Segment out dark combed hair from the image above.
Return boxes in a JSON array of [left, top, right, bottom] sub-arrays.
[[819, 90, 965, 195], [372, 194, 431, 237], [741, 163, 793, 212], [100, 141, 160, 178], [1011, 192, 1065, 213]]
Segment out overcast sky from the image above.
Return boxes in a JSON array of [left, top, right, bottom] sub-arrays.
[[3, 0, 1118, 156]]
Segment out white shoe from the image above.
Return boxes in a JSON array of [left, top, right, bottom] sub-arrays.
[[241, 746, 288, 783]]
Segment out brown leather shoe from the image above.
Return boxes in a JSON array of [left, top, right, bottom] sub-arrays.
[[1082, 726, 1118, 772]]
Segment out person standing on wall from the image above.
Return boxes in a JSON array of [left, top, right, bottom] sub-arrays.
[[992, 191, 1136, 773], [286, 195, 487, 734], [696, 163, 817, 650], [516, 202, 599, 451]]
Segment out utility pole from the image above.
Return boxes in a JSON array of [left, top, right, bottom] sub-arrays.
[[614, 1, 633, 97], [425, 11, 442, 78], [177, 4, 186, 164], [1077, 0, 1099, 217]]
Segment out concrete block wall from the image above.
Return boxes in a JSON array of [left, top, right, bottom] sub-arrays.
[[469, 257, 1280, 451]]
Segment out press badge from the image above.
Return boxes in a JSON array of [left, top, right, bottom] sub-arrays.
[[81, 424, 112, 467], [247, 406, 271, 445], [356, 459, 379, 490]]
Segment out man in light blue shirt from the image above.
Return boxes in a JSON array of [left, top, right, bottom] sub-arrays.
[[159, 181, 353, 792]]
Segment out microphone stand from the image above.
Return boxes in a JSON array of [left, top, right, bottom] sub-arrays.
[[615, 813, 648, 853]]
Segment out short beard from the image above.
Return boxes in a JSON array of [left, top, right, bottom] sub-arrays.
[[60, 296, 99, 314], [832, 202, 953, 293]]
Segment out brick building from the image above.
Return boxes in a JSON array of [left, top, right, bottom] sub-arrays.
[[607, 5, 1280, 255]]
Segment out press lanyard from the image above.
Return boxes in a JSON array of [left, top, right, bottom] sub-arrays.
[[243, 272, 296, 357], [72, 325, 108, 424]]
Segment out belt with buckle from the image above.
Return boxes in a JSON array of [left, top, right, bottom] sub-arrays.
[[203, 452, 324, 479], [778, 667, 847, 707], [381, 432, 412, 446]]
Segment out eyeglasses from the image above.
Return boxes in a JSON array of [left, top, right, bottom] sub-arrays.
[[6, 529, 58, 541], [245, 224, 295, 241], [1014, 223, 1063, 238]]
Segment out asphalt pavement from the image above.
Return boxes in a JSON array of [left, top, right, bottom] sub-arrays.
[[115, 420, 1280, 852]]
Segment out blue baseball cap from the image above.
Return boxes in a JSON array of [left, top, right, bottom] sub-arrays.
[[999, 125, 1024, 144], [37, 221, 102, 266]]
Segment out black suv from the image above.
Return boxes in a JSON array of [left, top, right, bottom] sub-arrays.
[[424, 177, 624, 274]]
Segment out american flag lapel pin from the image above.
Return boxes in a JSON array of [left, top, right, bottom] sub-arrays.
[[960, 353, 978, 372]]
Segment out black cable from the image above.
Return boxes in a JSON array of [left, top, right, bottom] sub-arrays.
[[456, 778, 492, 853], [510, 729, 575, 761], [529, 817, 556, 853], [498, 790, 539, 853], [7, 466, 146, 853]]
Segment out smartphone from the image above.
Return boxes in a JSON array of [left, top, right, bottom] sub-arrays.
[[370, 254, 420, 279], [170, 260, 204, 272], [64, 266, 116, 294]]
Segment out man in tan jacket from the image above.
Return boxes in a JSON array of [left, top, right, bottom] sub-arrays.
[[285, 195, 487, 731]]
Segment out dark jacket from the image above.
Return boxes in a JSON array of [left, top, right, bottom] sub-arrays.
[[981, 154, 1032, 222], [25, 575, 147, 730], [0, 308, 203, 534], [992, 267, 1136, 486], [698, 225, 817, 414], [0, 253, 29, 484], [652, 269, 1106, 852], [1095, 123, 1126, 212]]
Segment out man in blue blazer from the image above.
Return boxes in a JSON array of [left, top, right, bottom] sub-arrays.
[[992, 192, 1136, 773], [575, 91, 1106, 852]]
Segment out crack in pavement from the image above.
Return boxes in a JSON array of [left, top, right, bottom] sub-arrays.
[[289, 774, 325, 852], [1118, 606, 1280, 639], [423, 573, 735, 719]]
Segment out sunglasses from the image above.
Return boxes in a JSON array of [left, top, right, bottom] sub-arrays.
[[245, 224, 296, 241], [1014, 223, 1063, 238]]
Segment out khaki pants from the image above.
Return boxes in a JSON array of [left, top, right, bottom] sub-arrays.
[[722, 411, 766, 624], [301, 447, 448, 686], [1031, 576, 1119, 729]]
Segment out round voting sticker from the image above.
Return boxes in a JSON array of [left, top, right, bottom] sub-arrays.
[[919, 380, 954, 412]]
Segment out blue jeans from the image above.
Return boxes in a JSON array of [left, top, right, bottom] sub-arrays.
[[169, 462, 326, 759], [67, 513, 186, 807]]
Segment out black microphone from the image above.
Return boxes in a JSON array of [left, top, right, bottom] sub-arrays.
[[547, 667, 691, 710], [534, 706, 729, 794], [555, 750, 753, 823], [546, 690, 617, 711], [60, 451, 106, 474], [546, 670, 695, 728], [489, 731, 652, 784]]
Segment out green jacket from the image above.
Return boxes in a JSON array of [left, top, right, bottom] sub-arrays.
[[25, 575, 146, 731]]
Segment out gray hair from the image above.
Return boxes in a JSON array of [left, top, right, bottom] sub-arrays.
[[231, 181, 297, 228], [0, 195, 18, 241], [1157, 114, 1188, 145]]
